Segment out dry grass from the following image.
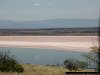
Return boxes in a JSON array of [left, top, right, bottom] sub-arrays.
[[0, 64, 96, 75], [0, 64, 67, 75]]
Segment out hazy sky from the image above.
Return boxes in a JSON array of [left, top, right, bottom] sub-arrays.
[[0, 0, 99, 21]]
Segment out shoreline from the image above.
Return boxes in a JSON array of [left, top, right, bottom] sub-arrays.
[[0, 36, 98, 52]]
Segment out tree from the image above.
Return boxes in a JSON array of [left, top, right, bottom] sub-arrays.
[[0, 50, 24, 73], [82, 40, 99, 71], [64, 59, 88, 71]]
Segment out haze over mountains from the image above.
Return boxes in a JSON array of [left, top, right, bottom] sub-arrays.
[[0, 19, 98, 29]]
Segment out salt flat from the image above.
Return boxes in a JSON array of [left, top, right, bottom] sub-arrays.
[[0, 36, 98, 52]]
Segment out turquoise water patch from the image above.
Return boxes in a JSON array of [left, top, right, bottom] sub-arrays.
[[0, 47, 86, 65]]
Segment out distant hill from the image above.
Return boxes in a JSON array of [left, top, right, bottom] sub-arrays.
[[0, 19, 98, 29], [0, 27, 98, 36]]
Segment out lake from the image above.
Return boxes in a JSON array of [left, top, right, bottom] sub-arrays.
[[0, 47, 86, 65]]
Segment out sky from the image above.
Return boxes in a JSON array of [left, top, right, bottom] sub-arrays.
[[0, 0, 99, 21]]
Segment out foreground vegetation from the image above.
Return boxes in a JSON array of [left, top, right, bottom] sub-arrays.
[[0, 50, 24, 73], [0, 64, 66, 75], [0, 64, 96, 75]]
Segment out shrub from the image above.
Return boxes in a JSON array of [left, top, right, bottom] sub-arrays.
[[0, 50, 24, 73], [13, 64, 24, 73], [64, 59, 88, 71]]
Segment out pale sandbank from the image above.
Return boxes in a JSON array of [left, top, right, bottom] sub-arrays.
[[0, 36, 98, 52]]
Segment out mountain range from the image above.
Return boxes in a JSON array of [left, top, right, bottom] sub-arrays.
[[0, 19, 98, 29]]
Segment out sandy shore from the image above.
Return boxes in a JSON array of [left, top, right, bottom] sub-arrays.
[[0, 36, 98, 52]]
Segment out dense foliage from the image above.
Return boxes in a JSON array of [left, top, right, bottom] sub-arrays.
[[0, 50, 24, 73], [64, 59, 88, 71]]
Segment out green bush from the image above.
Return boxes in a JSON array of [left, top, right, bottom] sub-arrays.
[[64, 59, 88, 71], [13, 64, 24, 73], [0, 50, 24, 73]]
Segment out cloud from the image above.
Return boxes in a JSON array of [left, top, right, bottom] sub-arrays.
[[34, 2, 53, 7], [34, 3, 40, 7]]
